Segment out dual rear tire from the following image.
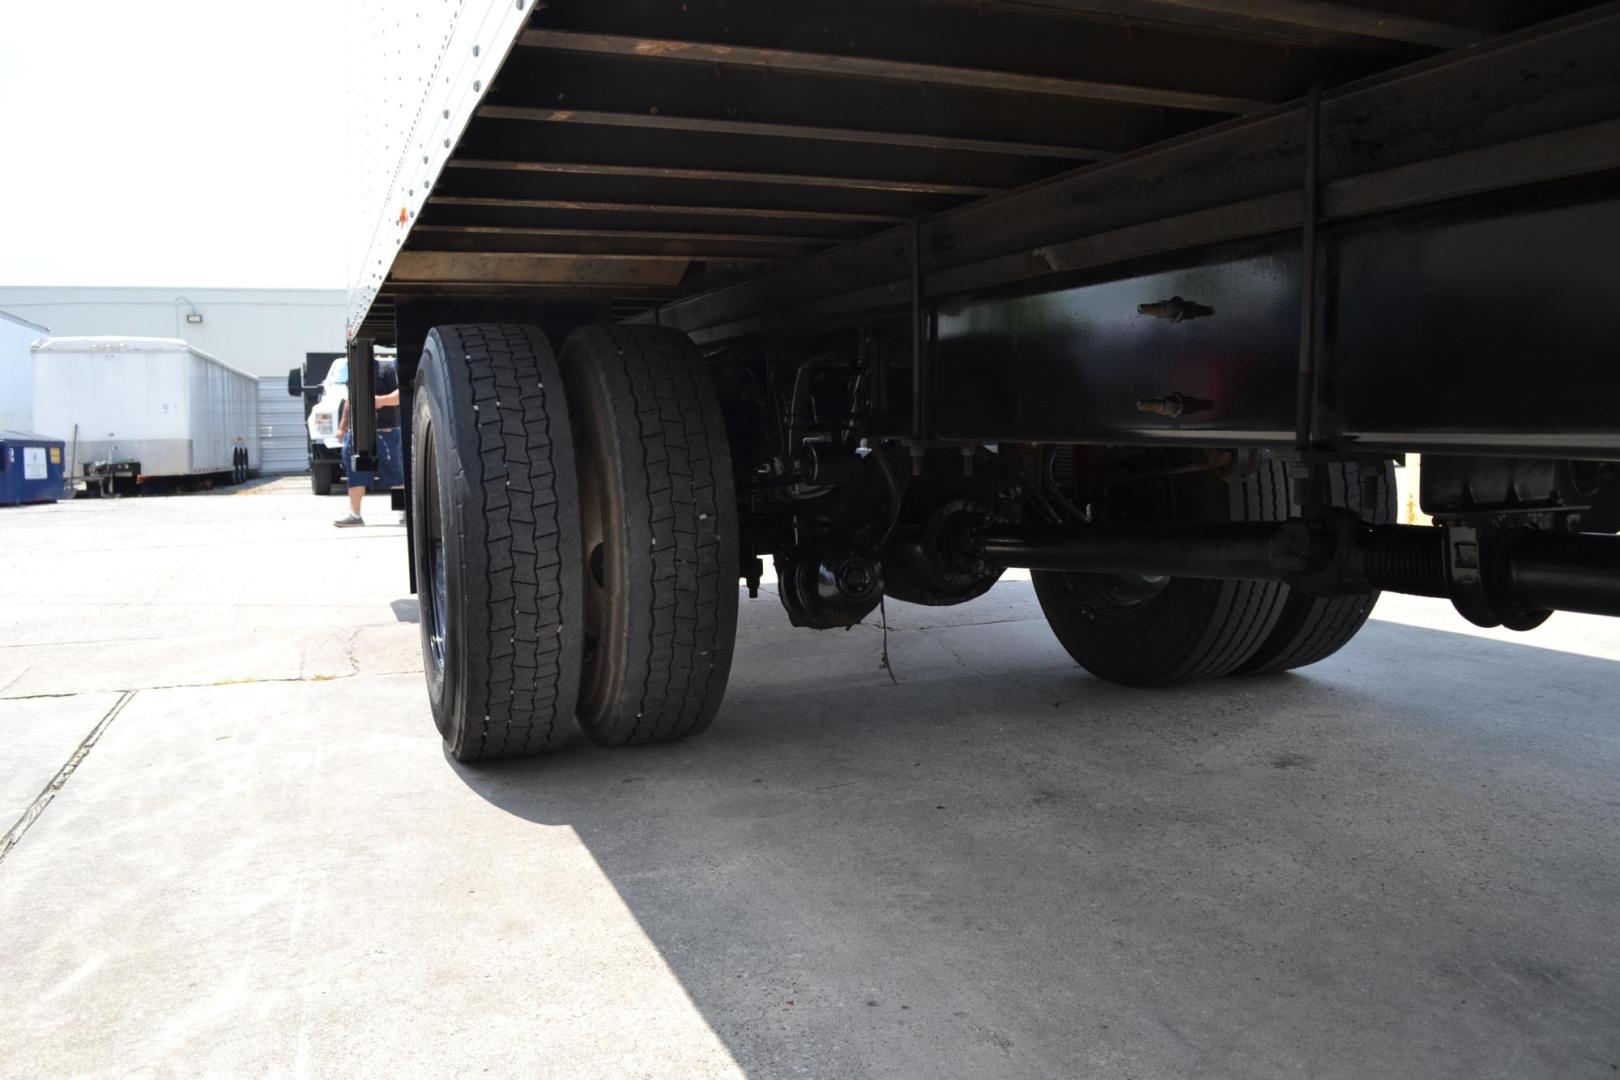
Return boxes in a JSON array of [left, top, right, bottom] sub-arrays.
[[1236, 463, 1395, 674], [410, 323, 738, 761], [1033, 460, 1394, 686]]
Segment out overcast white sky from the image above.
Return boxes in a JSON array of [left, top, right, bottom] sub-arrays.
[[0, 2, 348, 290]]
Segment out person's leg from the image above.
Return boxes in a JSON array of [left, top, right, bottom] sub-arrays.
[[335, 430, 372, 526], [379, 428, 406, 524], [344, 429, 365, 512], [379, 428, 404, 489]]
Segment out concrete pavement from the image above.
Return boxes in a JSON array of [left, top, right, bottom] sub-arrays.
[[1, 479, 1617, 1078]]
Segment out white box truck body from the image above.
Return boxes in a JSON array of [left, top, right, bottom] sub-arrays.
[[30, 337, 259, 478]]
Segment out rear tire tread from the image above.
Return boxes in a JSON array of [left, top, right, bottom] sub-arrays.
[[563, 325, 737, 746], [1176, 466, 1289, 682], [464, 325, 570, 758], [1238, 462, 1395, 675], [423, 323, 581, 761]]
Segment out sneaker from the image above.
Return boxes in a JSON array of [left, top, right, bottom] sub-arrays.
[[333, 513, 365, 528]]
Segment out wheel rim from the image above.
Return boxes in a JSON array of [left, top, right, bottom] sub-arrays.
[[421, 423, 449, 678], [1067, 570, 1171, 616], [1070, 470, 1175, 616]]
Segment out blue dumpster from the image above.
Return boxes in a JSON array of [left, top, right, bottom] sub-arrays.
[[0, 431, 67, 506]]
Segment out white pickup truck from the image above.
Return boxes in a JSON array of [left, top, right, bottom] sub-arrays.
[[298, 353, 400, 495], [301, 360, 347, 496]]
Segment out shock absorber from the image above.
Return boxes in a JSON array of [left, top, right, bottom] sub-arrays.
[[1343, 525, 1448, 598]]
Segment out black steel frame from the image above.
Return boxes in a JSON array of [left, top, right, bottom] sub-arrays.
[[347, 338, 377, 472], [633, 4, 1620, 461]]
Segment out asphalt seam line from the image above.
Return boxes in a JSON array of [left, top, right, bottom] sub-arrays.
[[0, 690, 137, 866]]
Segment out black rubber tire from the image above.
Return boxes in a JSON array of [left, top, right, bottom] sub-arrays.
[[558, 325, 739, 746], [411, 324, 583, 761], [1237, 461, 1397, 675], [1033, 462, 1290, 687], [311, 463, 333, 496]]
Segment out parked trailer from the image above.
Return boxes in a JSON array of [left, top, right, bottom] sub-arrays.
[[346, 1, 1620, 761], [31, 337, 259, 492]]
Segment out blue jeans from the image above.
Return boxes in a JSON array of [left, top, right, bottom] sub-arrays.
[[342, 427, 403, 491]]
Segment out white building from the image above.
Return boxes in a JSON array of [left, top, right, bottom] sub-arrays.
[[0, 286, 345, 379], [1, 310, 51, 433]]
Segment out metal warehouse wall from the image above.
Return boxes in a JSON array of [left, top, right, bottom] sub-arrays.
[[0, 310, 50, 433], [0, 287, 345, 379], [257, 378, 307, 475]]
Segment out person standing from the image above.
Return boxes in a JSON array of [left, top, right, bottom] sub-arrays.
[[332, 358, 403, 527]]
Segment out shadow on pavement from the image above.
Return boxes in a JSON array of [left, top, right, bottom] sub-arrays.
[[449, 593, 1620, 1079]]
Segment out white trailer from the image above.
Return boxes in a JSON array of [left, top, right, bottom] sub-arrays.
[[30, 337, 259, 485]]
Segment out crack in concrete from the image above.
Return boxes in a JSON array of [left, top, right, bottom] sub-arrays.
[[0, 667, 421, 703], [935, 636, 987, 676], [0, 660, 422, 859], [852, 614, 1046, 633], [340, 627, 364, 678], [0, 690, 137, 865]]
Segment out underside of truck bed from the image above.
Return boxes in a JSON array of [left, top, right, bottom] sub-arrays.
[[354, 0, 1607, 342], [345, 0, 1620, 762]]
